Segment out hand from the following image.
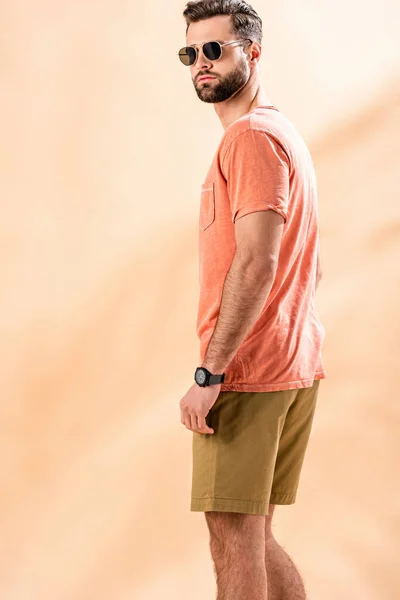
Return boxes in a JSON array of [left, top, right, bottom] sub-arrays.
[[180, 382, 221, 435]]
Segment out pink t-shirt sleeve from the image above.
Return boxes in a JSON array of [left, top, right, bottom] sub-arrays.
[[221, 128, 290, 224]]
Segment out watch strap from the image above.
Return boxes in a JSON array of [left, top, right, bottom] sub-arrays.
[[209, 373, 225, 384]]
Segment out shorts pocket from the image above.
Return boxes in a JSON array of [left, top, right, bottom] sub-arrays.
[[199, 182, 215, 231]]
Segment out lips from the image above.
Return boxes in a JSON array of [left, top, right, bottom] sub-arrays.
[[198, 76, 216, 82]]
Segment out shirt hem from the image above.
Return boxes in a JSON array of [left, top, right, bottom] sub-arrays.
[[219, 371, 327, 392]]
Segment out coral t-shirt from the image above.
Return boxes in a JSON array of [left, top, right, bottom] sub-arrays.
[[197, 105, 327, 392]]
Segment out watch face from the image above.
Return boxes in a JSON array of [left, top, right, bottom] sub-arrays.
[[196, 369, 207, 385]]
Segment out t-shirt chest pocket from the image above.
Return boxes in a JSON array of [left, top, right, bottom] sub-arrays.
[[199, 182, 215, 231]]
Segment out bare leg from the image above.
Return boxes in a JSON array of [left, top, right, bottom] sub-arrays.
[[265, 505, 307, 600], [205, 511, 268, 600]]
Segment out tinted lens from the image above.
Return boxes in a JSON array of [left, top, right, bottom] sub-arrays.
[[179, 46, 196, 66], [203, 41, 222, 61]]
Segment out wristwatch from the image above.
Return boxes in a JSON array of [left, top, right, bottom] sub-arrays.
[[194, 367, 225, 387]]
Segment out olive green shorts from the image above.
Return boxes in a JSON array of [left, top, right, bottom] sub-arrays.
[[191, 379, 320, 516]]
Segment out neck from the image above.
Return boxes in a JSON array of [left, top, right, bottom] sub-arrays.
[[213, 73, 272, 131]]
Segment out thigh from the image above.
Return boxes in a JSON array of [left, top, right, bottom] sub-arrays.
[[191, 388, 297, 516], [270, 379, 320, 502]]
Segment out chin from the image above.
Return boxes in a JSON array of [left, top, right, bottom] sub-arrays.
[[195, 88, 213, 102], [199, 97, 216, 104]]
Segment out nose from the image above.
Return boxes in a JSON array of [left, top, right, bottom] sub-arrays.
[[193, 45, 213, 71]]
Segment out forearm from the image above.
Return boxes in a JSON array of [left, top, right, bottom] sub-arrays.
[[202, 255, 276, 374]]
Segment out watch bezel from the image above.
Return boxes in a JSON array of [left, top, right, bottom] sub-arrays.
[[195, 367, 210, 387]]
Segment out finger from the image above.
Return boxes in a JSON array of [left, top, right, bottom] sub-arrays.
[[184, 410, 192, 430], [197, 415, 214, 435], [189, 412, 198, 432], [181, 407, 191, 431], [180, 406, 188, 426]]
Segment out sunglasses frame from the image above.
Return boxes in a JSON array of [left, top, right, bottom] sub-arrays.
[[178, 38, 253, 66]]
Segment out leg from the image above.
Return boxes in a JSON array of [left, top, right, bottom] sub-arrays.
[[265, 504, 307, 600], [264, 383, 320, 599], [205, 511, 268, 600]]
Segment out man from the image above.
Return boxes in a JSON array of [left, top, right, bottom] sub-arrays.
[[178, 2, 327, 599]]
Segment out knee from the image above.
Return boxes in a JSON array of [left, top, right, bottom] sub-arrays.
[[205, 511, 266, 560]]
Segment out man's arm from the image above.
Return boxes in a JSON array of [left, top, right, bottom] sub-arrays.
[[202, 209, 284, 374]]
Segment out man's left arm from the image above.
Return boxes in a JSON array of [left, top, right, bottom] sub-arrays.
[[202, 208, 285, 374]]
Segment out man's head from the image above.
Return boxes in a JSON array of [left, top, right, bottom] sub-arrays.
[[181, 0, 262, 104]]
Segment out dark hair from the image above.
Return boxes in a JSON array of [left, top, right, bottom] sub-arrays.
[[183, 0, 263, 45]]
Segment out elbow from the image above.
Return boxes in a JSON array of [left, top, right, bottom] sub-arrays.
[[236, 255, 277, 281], [252, 257, 279, 285], [234, 252, 279, 288]]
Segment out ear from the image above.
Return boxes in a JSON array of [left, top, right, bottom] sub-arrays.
[[249, 41, 262, 64]]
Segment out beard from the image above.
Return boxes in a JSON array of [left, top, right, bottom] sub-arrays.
[[193, 59, 249, 104]]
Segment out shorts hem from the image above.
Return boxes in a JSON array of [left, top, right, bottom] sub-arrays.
[[191, 492, 296, 515], [269, 491, 296, 505]]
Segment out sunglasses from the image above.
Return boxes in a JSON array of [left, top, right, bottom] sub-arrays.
[[178, 39, 252, 66]]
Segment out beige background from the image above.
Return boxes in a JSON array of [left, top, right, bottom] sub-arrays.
[[0, 1, 399, 598]]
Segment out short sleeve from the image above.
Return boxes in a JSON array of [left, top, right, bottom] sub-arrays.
[[221, 129, 290, 224]]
